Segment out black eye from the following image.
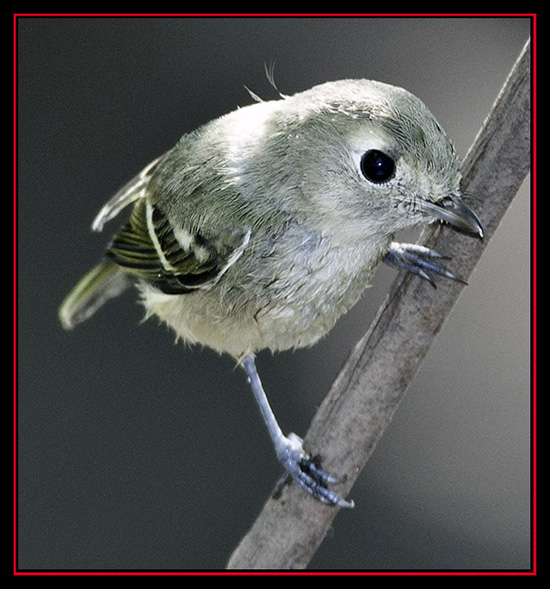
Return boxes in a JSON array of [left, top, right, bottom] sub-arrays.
[[360, 150, 395, 184]]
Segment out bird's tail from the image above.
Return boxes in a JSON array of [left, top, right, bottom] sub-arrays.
[[58, 261, 131, 330]]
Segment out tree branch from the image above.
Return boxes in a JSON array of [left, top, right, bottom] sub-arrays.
[[227, 38, 531, 570]]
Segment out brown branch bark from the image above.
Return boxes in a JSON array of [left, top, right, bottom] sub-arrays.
[[227, 38, 532, 570]]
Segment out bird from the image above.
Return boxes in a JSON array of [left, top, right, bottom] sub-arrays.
[[59, 78, 483, 508]]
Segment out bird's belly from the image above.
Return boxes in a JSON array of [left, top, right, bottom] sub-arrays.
[[139, 236, 388, 358]]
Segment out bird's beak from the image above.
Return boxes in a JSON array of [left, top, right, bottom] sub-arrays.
[[419, 195, 484, 238]]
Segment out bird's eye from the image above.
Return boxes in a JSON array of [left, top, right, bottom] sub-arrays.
[[360, 150, 395, 184]]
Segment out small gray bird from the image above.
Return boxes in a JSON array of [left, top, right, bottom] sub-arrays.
[[59, 79, 483, 508]]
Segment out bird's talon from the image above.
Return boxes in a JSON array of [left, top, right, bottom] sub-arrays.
[[384, 242, 466, 286], [278, 435, 353, 508]]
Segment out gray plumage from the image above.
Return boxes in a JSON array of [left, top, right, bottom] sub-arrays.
[[59, 79, 482, 506]]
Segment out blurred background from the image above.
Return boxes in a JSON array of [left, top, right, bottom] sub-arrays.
[[16, 16, 532, 571]]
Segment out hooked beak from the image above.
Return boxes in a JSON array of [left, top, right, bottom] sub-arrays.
[[420, 195, 484, 239]]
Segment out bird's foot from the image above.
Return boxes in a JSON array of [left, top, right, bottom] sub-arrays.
[[276, 433, 354, 508], [384, 242, 466, 288]]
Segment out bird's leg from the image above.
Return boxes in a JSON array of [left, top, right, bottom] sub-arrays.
[[384, 242, 467, 288], [240, 354, 354, 508]]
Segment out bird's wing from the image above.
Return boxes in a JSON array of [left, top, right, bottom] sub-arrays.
[[105, 189, 250, 295]]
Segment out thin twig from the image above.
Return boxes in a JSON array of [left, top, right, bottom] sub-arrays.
[[227, 38, 531, 570]]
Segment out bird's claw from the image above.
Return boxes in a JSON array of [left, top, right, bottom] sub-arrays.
[[277, 433, 354, 508], [384, 242, 466, 288]]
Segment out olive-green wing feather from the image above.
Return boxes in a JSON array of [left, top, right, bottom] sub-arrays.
[[59, 153, 251, 329], [106, 199, 250, 294], [58, 260, 130, 329], [91, 155, 165, 232], [59, 157, 164, 329]]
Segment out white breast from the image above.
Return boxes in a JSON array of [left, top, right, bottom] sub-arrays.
[[139, 227, 389, 359]]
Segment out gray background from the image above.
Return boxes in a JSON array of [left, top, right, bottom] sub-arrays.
[[17, 16, 532, 570]]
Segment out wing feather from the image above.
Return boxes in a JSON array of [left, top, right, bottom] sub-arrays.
[[92, 154, 166, 232], [89, 152, 251, 295], [106, 198, 250, 295]]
